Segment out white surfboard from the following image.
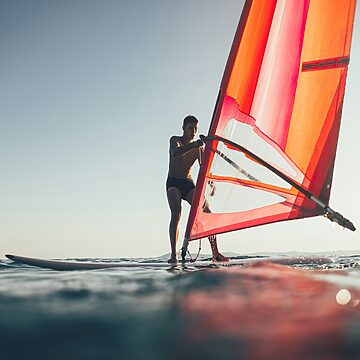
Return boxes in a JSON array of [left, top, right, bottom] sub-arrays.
[[5, 254, 333, 271]]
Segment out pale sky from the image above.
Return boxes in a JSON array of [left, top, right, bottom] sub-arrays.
[[1, 0, 359, 258]]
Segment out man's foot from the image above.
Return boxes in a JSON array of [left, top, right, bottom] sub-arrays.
[[167, 254, 178, 264], [208, 235, 229, 262], [212, 253, 229, 263]]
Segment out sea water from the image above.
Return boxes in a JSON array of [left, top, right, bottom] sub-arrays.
[[1, 253, 360, 360]]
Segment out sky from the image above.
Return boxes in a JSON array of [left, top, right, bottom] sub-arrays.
[[1, 0, 359, 259]]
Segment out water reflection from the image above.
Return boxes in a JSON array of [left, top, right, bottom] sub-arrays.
[[179, 263, 360, 360], [336, 289, 351, 305]]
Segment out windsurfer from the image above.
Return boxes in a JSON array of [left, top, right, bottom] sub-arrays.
[[166, 115, 229, 264]]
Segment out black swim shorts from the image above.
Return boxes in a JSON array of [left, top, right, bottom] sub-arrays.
[[166, 177, 195, 200]]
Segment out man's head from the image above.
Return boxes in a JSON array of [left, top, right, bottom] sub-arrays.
[[182, 115, 199, 141]]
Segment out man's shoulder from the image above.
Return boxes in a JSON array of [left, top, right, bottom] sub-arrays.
[[169, 135, 182, 144]]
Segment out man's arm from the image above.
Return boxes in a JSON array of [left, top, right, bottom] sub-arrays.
[[198, 146, 204, 165], [169, 136, 203, 157]]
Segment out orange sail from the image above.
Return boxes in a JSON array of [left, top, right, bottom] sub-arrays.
[[185, 0, 356, 241]]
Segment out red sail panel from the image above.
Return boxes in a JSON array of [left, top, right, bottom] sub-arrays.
[[186, 0, 356, 241]]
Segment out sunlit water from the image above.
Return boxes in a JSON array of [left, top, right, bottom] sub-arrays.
[[1, 253, 360, 360]]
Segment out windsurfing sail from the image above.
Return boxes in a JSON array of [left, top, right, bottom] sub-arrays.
[[185, 0, 356, 243]]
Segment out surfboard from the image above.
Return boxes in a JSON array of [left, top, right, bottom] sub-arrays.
[[5, 254, 333, 271]]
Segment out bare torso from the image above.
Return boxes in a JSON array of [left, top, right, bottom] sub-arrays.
[[168, 136, 201, 178]]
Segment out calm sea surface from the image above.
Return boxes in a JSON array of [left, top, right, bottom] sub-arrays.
[[1, 253, 360, 360]]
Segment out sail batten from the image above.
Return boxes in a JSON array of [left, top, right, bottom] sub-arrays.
[[185, 0, 356, 242], [302, 56, 350, 71]]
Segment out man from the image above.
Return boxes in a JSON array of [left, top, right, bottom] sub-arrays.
[[166, 115, 228, 264]]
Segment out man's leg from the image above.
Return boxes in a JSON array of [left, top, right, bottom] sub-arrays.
[[208, 235, 229, 262], [185, 190, 229, 262], [167, 187, 182, 263]]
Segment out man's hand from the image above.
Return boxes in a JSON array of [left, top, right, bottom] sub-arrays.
[[194, 139, 204, 148]]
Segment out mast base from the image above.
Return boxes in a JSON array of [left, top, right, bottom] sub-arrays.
[[181, 238, 189, 263]]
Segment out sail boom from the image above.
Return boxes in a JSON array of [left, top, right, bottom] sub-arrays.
[[202, 135, 356, 232], [201, 135, 313, 199]]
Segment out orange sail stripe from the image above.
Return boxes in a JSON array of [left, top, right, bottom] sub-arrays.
[[227, 0, 277, 114], [207, 174, 300, 198]]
